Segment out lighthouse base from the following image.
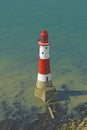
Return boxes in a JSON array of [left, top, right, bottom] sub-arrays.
[[34, 87, 58, 103]]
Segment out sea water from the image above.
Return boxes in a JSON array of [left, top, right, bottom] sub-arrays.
[[0, 0, 87, 119]]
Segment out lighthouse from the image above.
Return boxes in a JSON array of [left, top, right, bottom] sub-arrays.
[[34, 30, 57, 103]]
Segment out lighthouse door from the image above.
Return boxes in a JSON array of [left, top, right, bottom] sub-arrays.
[[46, 77, 48, 81]]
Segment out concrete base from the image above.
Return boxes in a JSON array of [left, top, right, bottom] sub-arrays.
[[34, 87, 58, 103]]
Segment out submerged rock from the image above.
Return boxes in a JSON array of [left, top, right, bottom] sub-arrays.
[[0, 119, 17, 130], [0, 102, 87, 130]]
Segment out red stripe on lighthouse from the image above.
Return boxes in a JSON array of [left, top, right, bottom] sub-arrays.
[[38, 59, 50, 74]]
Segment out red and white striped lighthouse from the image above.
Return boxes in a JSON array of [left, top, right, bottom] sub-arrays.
[[35, 30, 57, 102]]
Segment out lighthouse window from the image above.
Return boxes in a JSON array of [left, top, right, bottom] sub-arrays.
[[42, 52, 44, 54], [45, 47, 48, 49]]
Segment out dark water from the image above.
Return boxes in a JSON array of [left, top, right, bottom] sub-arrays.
[[0, 0, 87, 119]]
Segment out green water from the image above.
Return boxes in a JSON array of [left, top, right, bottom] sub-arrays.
[[0, 0, 87, 119]]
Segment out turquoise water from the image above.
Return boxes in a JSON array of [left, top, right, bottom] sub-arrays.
[[0, 0, 87, 119]]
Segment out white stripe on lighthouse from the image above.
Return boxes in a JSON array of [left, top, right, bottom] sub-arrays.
[[37, 73, 52, 82], [39, 46, 49, 59]]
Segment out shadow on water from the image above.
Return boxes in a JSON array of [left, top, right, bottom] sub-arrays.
[[58, 84, 87, 101]]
